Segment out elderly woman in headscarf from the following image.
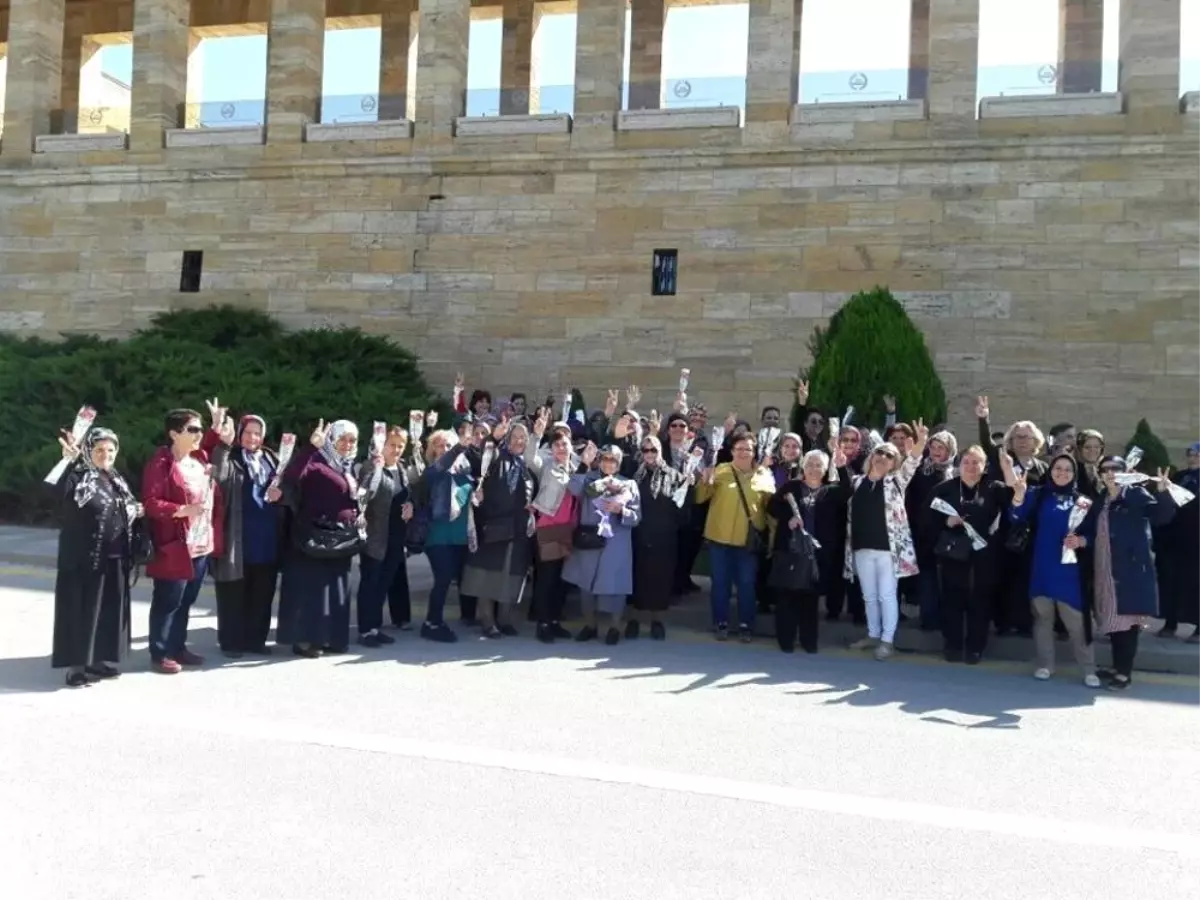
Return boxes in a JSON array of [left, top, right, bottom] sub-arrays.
[[277, 418, 363, 658], [564, 445, 642, 645], [628, 434, 695, 640], [51, 427, 143, 688], [209, 412, 286, 658], [461, 422, 536, 638]]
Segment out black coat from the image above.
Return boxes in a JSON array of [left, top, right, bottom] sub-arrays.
[[767, 476, 848, 596], [927, 477, 1011, 564]]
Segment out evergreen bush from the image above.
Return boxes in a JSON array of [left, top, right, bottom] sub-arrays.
[[789, 286, 947, 432], [1124, 418, 1171, 474], [0, 306, 445, 524]]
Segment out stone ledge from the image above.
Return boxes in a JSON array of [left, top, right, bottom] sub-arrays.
[[790, 99, 925, 125], [979, 92, 1123, 119], [1183, 91, 1200, 114], [164, 126, 265, 148], [455, 114, 571, 136], [616, 106, 741, 131], [305, 119, 414, 142], [35, 133, 129, 153]]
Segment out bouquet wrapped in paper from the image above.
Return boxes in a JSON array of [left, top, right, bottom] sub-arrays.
[[268, 433, 297, 491], [45, 406, 98, 485], [371, 421, 386, 455], [785, 493, 822, 549], [409, 410, 425, 448], [1125, 446, 1143, 471], [930, 497, 988, 551], [708, 425, 725, 471], [1060, 495, 1093, 564], [1114, 472, 1196, 508], [842, 406, 855, 428], [561, 391, 573, 427], [827, 416, 840, 441], [758, 426, 780, 464], [480, 440, 496, 481]]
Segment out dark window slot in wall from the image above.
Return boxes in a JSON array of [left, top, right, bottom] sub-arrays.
[[652, 249, 678, 296], [180, 250, 203, 293]]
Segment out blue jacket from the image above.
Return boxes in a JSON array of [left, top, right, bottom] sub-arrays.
[[1011, 486, 1097, 611], [424, 445, 476, 523], [1098, 485, 1176, 617]]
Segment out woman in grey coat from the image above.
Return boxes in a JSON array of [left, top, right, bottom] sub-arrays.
[[563, 445, 642, 646], [356, 426, 416, 646]]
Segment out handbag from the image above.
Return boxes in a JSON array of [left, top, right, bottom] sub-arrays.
[[934, 529, 973, 562], [131, 518, 155, 566], [481, 517, 516, 545], [294, 517, 363, 560], [767, 530, 820, 591], [404, 507, 430, 556], [535, 522, 574, 562], [732, 471, 767, 554], [572, 524, 607, 551]]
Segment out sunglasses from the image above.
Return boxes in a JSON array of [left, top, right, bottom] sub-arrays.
[[183, 426, 203, 435], [641, 446, 658, 453]]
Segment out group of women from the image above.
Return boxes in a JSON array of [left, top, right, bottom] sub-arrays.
[[48, 386, 1196, 695]]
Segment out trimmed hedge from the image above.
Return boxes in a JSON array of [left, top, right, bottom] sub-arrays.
[[790, 286, 947, 432], [0, 306, 446, 525], [1124, 418, 1171, 475]]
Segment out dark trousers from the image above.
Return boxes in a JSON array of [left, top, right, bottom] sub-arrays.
[[357, 546, 410, 634], [994, 551, 1033, 634], [825, 575, 865, 623], [774, 588, 819, 653], [1109, 626, 1140, 678], [293, 555, 352, 649], [52, 557, 129, 669], [673, 526, 705, 592], [459, 594, 478, 621], [938, 556, 993, 657], [533, 558, 568, 625], [426, 543, 466, 625], [148, 556, 209, 662], [214, 562, 278, 652]]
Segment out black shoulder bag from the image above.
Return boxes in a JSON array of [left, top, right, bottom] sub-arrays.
[[733, 472, 768, 554]]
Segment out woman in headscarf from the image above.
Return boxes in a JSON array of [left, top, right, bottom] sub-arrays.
[[356, 426, 414, 646], [52, 427, 143, 687], [628, 435, 694, 640], [461, 423, 536, 638], [1005, 452, 1100, 687], [209, 412, 286, 658], [1158, 443, 1200, 642], [1090, 455, 1177, 690], [564, 445, 642, 645], [277, 419, 363, 658]]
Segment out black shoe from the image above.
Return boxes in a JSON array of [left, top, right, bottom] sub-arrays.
[[738, 624, 753, 644], [550, 622, 572, 639], [604, 627, 620, 646], [536, 624, 555, 644], [575, 625, 597, 642], [421, 622, 459, 643], [625, 620, 640, 640], [801, 644, 819, 654], [944, 648, 964, 663], [65, 671, 91, 688], [715, 623, 729, 642], [965, 652, 982, 665], [292, 644, 321, 659], [499, 624, 518, 637], [650, 621, 666, 641], [375, 630, 396, 645], [85, 664, 120, 680], [1106, 675, 1132, 691], [779, 644, 795, 654], [481, 625, 503, 640], [359, 633, 383, 648]]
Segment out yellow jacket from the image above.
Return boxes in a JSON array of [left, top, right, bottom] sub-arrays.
[[695, 464, 776, 547]]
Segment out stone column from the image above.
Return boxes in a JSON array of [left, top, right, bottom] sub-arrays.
[[789, 0, 803, 105], [129, 0, 190, 151], [1119, 0, 1181, 130], [60, 15, 99, 132], [572, 0, 624, 143], [1057, 0, 1103, 94], [908, 0, 929, 101], [184, 33, 204, 127], [1, 0, 65, 157], [264, 0, 326, 143], [378, 0, 411, 120], [414, 0, 469, 142], [745, 0, 794, 126], [926, 0, 978, 136], [627, 0, 663, 110], [499, 0, 535, 114]]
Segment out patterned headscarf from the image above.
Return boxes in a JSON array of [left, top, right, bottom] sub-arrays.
[[73, 428, 136, 520], [236, 414, 271, 486], [320, 420, 358, 473], [500, 423, 529, 493]]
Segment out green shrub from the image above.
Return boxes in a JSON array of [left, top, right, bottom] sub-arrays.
[[0, 306, 446, 525], [789, 286, 947, 432], [1124, 418, 1171, 475]]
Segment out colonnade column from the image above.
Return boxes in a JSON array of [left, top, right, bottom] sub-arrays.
[[789, 0, 803, 105], [414, 0, 469, 142], [0, 0, 65, 157], [745, 0, 795, 130], [1057, 0, 1103, 94], [1119, 0, 1181, 130], [129, 0, 190, 151], [264, 0, 326, 143], [926, 0, 978, 136], [572, 0, 624, 145], [378, 0, 411, 120], [59, 16, 100, 132], [908, 0, 929, 101], [627, 0, 663, 111], [499, 0, 535, 114]]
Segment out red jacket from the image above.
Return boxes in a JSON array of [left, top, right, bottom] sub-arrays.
[[141, 444, 225, 581]]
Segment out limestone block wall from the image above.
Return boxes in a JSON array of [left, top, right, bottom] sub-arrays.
[[0, 128, 1196, 446]]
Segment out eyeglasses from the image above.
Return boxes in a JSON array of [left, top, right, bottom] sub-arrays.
[[733, 446, 754, 454], [669, 422, 687, 429]]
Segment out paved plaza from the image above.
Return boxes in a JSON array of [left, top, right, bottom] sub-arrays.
[[1, 535, 1198, 899]]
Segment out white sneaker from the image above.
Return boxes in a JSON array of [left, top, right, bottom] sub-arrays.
[[1083, 674, 1102, 688], [874, 642, 894, 661], [1033, 668, 1052, 681]]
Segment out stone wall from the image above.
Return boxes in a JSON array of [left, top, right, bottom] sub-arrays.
[[0, 124, 1196, 445]]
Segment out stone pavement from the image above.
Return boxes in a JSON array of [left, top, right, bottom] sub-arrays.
[[1, 524, 1196, 676]]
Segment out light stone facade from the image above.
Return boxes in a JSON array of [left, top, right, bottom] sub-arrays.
[[0, 0, 1196, 448]]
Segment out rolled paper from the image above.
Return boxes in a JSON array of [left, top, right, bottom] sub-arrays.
[[679, 368, 691, 393], [758, 426, 780, 463], [1125, 446, 1143, 471], [1061, 495, 1094, 565], [827, 417, 840, 441], [1114, 472, 1197, 507], [371, 421, 387, 455], [709, 425, 725, 467], [45, 406, 98, 485], [1112, 472, 1150, 487], [480, 440, 496, 479], [452, 380, 464, 411], [562, 392, 573, 426], [842, 406, 855, 428], [408, 410, 424, 447], [868, 430, 884, 451], [269, 433, 297, 490], [930, 497, 988, 551], [785, 493, 821, 548]]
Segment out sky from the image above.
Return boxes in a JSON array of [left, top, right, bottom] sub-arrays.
[[93, 0, 1198, 125]]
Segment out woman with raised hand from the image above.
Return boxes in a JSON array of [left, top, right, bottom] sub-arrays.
[[52, 427, 143, 687], [277, 418, 364, 658], [356, 426, 415, 645]]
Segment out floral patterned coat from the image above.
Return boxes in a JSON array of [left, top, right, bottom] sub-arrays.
[[842, 453, 921, 581]]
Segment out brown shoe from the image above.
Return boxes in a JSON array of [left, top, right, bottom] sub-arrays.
[[154, 658, 182, 675], [175, 649, 205, 667]]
